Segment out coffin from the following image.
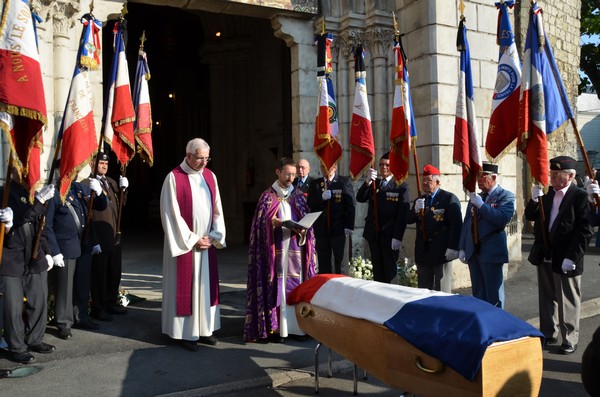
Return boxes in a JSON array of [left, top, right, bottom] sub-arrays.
[[290, 275, 543, 397]]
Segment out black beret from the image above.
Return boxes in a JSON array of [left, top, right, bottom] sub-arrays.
[[549, 156, 576, 171], [97, 152, 110, 161]]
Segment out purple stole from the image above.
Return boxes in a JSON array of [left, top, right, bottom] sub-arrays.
[[172, 166, 220, 316]]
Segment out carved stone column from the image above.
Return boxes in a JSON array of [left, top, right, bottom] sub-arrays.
[[365, 27, 393, 155]]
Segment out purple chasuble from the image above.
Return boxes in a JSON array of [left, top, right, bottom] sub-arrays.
[[172, 166, 220, 316]]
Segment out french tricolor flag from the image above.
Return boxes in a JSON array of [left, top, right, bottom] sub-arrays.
[[57, 65, 97, 201], [133, 48, 154, 167], [103, 21, 135, 166], [517, 1, 573, 187], [0, 0, 47, 197], [485, 1, 522, 160], [288, 275, 543, 381], [453, 19, 482, 193], [349, 45, 374, 180]]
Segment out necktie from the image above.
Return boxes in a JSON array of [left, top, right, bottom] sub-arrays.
[[381, 179, 387, 189], [100, 177, 110, 193], [298, 179, 303, 188], [481, 192, 488, 203], [426, 195, 432, 207]]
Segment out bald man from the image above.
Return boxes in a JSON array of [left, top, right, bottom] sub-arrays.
[[293, 159, 312, 194]]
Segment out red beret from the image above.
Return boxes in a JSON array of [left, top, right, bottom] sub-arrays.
[[423, 164, 440, 176]]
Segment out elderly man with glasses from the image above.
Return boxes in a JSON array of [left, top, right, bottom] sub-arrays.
[[525, 156, 593, 355], [160, 138, 227, 351]]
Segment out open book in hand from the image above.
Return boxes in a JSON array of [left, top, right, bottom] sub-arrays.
[[283, 211, 322, 231]]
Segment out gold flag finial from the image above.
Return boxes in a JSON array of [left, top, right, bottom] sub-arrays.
[[392, 12, 399, 37], [321, 17, 325, 35], [140, 30, 147, 49], [121, 1, 128, 18], [459, 0, 465, 18], [90, 0, 94, 13]]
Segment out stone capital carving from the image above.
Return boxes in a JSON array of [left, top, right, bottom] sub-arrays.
[[365, 28, 394, 58], [339, 30, 365, 60], [34, 0, 80, 38]]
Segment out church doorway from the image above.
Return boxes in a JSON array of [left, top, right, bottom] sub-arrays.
[[104, 3, 293, 244]]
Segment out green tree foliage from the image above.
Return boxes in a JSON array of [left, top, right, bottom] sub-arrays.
[[580, 0, 600, 97]]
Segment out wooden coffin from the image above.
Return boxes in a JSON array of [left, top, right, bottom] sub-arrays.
[[295, 302, 542, 397]]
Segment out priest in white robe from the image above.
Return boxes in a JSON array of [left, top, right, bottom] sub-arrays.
[[160, 138, 226, 351]]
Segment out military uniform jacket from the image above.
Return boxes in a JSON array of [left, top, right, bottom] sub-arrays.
[[407, 189, 462, 265], [0, 182, 50, 276], [307, 174, 355, 238], [44, 182, 108, 260], [459, 185, 515, 264], [84, 175, 127, 251], [525, 183, 593, 276], [356, 178, 410, 243]]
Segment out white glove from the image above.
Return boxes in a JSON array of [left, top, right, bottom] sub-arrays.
[[468, 192, 484, 208], [52, 253, 65, 268], [0, 207, 13, 229], [46, 254, 54, 272], [531, 184, 544, 203], [459, 249, 467, 264], [92, 244, 102, 255], [561, 258, 576, 274], [445, 248, 459, 261], [391, 238, 402, 251], [414, 198, 425, 213], [366, 168, 377, 185], [344, 228, 352, 237], [586, 179, 600, 203], [119, 176, 129, 189], [322, 190, 332, 200], [35, 184, 55, 204], [89, 178, 103, 196]]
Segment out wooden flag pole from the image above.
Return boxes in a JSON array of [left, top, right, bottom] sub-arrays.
[[412, 149, 427, 241]]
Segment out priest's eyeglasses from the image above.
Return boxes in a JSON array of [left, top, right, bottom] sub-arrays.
[[188, 153, 211, 162]]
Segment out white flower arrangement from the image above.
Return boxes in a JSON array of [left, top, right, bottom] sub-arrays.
[[397, 256, 418, 287], [349, 256, 374, 280]]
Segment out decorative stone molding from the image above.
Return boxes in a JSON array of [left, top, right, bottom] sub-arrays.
[[35, 0, 80, 38], [364, 27, 393, 58], [338, 30, 364, 60]]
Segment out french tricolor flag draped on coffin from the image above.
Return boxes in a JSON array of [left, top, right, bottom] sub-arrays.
[[288, 275, 543, 381]]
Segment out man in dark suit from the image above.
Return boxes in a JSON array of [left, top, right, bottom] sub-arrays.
[[525, 156, 593, 355], [88, 152, 129, 321], [356, 152, 410, 283], [292, 158, 312, 194], [307, 162, 355, 274], [459, 162, 514, 309], [407, 164, 462, 292], [45, 179, 107, 339], [0, 178, 56, 364]]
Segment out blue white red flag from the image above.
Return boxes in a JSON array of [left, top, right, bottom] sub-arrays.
[[389, 37, 417, 185], [314, 33, 342, 174], [0, 0, 47, 198], [288, 275, 543, 381], [349, 45, 374, 180], [453, 19, 482, 193], [133, 47, 153, 166], [103, 21, 135, 166], [56, 18, 100, 202], [518, 1, 574, 187], [79, 14, 102, 70], [485, 1, 521, 160]]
